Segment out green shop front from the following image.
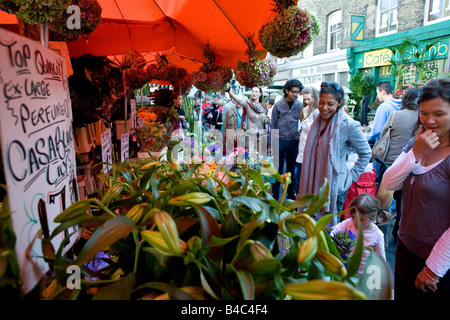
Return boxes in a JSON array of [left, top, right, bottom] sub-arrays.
[[347, 19, 450, 88]]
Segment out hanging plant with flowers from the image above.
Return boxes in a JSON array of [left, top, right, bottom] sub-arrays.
[[258, 0, 320, 58], [49, 0, 102, 41], [0, 0, 71, 24], [234, 33, 277, 88], [146, 54, 193, 95], [117, 50, 150, 90], [191, 42, 233, 93]]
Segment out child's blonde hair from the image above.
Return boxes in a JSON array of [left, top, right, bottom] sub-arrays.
[[349, 193, 391, 225]]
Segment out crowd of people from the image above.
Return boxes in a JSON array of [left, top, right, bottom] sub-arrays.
[[169, 77, 449, 300]]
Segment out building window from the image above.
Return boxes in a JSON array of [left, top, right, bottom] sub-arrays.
[[338, 72, 349, 86], [376, 0, 398, 36], [323, 73, 335, 82], [425, 0, 450, 24], [328, 11, 342, 51]]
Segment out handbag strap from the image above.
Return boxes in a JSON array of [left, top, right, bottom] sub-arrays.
[[387, 111, 397, 129]]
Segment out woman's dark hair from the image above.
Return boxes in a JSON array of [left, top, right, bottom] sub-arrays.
[[418, 78, 450, 105], [319, 82, 345, 110], [283, 79, 304, 98], [401, 87, 420, 111], [414, 78, 450, 139], [253, 86, 264, 104]]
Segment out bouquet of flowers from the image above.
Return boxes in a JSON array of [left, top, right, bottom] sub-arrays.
[[258, 1, 320, 58], [234, 34, 277, 88], [50, 0, 102, 41], [1, 0, 70, 24], [326, 228, 356, 263], [191, 42, 233, 93]]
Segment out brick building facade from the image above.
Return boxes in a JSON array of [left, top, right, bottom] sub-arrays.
[[272, 0, 450, 89]]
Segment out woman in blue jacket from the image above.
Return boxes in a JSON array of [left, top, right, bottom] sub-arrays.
[[299, 82, 371, 226]]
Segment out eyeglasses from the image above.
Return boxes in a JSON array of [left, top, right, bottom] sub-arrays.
[[321, 82, 342, 91], [290, 89, 300, 94]]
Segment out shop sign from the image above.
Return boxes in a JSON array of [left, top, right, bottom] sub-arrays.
[[363, 49, 392, 68], [0, 28, 77, 293], [350, 15, 365, 41]]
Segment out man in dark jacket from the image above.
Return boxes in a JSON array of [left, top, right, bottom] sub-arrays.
[[270, 79, 303, 201]]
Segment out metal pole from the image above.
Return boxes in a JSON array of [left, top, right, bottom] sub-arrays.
[[40, 23, 49, 48]]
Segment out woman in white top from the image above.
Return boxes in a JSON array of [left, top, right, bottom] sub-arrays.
[[382, 78, 450, 300], [293, 87, 319, 197]]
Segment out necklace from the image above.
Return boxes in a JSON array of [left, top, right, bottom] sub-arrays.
[[437, 141, 449, 148]]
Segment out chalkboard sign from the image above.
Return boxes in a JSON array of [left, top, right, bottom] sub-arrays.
[[0, 28, 77, 293]]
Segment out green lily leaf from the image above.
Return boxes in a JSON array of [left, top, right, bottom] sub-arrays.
[[53, 199, 90, 223], [304, 179, 330, 216], [314, 213, 334, 233], [345, 211, 364, 278], [235, 269, 255, 300], [75, 216, 137, 266], [93, 273, 136, 300], [192, 204, 222, 262]]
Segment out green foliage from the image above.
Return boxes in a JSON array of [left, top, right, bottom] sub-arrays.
[[347, 71, 376, 120], [32, 158, 391, 300]]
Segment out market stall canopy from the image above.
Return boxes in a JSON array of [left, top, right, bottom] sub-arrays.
[[0, 0, 277, 74]]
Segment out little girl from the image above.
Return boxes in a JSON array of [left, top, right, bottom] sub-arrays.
[[330, 193, 390, 275]]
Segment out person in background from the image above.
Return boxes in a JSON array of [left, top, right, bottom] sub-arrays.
[[366, 81, 402, 144], [264, 97, 275, 153], [170, 92, 189, 130], [382, 78, 450, 300], [366, 82, 402, 183], [294, 86, 319, 197], [213, 99, 224, 131], [330, 193, 390, 275], [270, 79, 303, 201], [202, 96, 213, 130], [377, 87, 420, 243], [226, 86, 267, 154], [222, 100, 243, 154], [299, 82, 371, 226]]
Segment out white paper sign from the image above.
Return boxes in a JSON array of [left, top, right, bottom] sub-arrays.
[[0, 28, 77, 293], [101, 128, 112, 172], [121, 132, 129, 162], [130, 98, 136, 129]]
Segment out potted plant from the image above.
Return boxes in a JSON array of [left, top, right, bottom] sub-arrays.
[[28, 153, 393, 300]]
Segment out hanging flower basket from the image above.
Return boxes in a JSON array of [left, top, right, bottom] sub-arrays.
[[145, 54, 192, 94], [191, 42, 232, 93], [234, 34, 277, 88], [0, 0, 71, 25], [258, 2, 320, 58], [116, 50, 149, 90], [50, 0, 102, 41]]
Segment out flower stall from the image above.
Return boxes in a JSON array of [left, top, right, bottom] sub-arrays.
[[0, 0, 394, 302]]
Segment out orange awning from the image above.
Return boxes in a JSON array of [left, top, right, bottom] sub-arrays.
[[1, 0, 277, 74]]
